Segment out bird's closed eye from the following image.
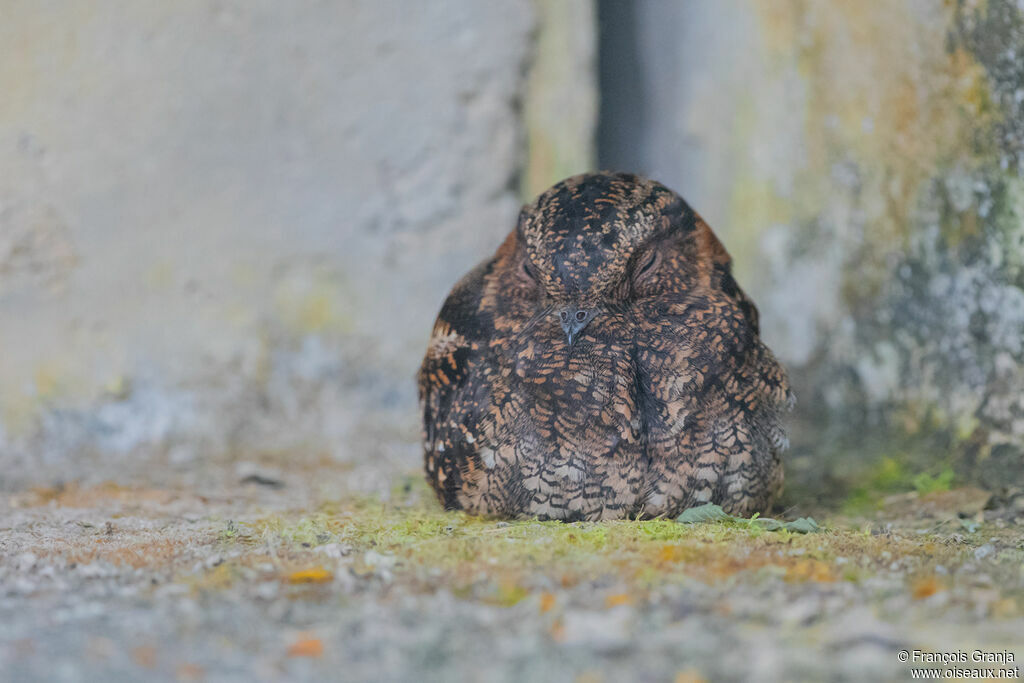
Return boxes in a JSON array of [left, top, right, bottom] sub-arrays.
[[634, 250, 661, 282], [519, 259, 538, 283]]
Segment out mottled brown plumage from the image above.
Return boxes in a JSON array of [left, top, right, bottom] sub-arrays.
[[418, 172, 793, 520]]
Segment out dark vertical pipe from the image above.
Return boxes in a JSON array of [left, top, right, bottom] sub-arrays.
[[596, 0, 646, 173]]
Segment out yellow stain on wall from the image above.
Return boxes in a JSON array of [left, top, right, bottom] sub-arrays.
[[723, 91, 800, 279], [297, 291, 337, 333], [231, 263, 258, 287], [1, 395, 37, 439], [521, 0, 597, 200], [34, 364, 61, 399], [272, 267, 355, 336], [730, 0, 996, 302], [0, 358, 130, 438], [145, 262, 174, 289], [0, 362, 75, 438], [0, 4, 90, 122]]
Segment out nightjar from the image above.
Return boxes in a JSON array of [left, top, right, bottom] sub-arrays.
[[418, 172, 793, 521]]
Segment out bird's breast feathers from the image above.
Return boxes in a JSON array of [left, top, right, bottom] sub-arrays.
[[418, 172, 791, 520]]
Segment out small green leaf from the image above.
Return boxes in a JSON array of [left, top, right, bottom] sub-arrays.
[[751, 516, 821, 533], [752, 517, 785, 531], [677, 503, 731, 523], [781, 517, 822, 534], [676, 504, 822, 533]]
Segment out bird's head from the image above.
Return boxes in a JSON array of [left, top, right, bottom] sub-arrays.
[[505, 172, 702, 346]]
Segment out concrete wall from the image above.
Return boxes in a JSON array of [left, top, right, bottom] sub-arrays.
[[5, 0, 1020, 494], [600, 0, 1024, 489], [0, 1, 597, 488]]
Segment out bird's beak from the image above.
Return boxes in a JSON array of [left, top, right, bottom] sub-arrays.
[[558, 305, 596, 346]]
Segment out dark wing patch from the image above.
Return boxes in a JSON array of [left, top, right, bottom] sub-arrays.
[[417, 260, 494, 507]]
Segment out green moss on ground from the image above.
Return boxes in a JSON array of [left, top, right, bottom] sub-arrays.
[[190, 476, 1023, 616]]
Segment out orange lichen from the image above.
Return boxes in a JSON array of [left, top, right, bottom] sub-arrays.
[[11, 482, 177, 509], [658, 544, 685, 563], [912, 576, 946, 599], [176, 663, 205, 680], [604, 593, 634, 608], [286, 568, 333, 584], [132, 644, 157, 669], [287, 638, 324, 658], [60, 537, 188, 570], [674, 671, 709, 683], [785, 559, 837, 583]]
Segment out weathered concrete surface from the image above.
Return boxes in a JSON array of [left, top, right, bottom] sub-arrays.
[[2, 471, 1022, 683], [0, 1, 594, 489], [602, 0, 1024, 489], [522, 0, 598, 199]]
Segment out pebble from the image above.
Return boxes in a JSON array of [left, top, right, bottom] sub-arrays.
[[974, 544, 995, 560], [14, 552, 37, 572], [364, 551, 397, 570], [255, 581, 280, 600], [314, 543, 352, 558]]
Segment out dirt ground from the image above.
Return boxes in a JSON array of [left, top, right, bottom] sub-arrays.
[[2, 457, 1022, 683]]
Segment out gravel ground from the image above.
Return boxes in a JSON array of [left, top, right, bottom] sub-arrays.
[[2, 460, 1022, 683]]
